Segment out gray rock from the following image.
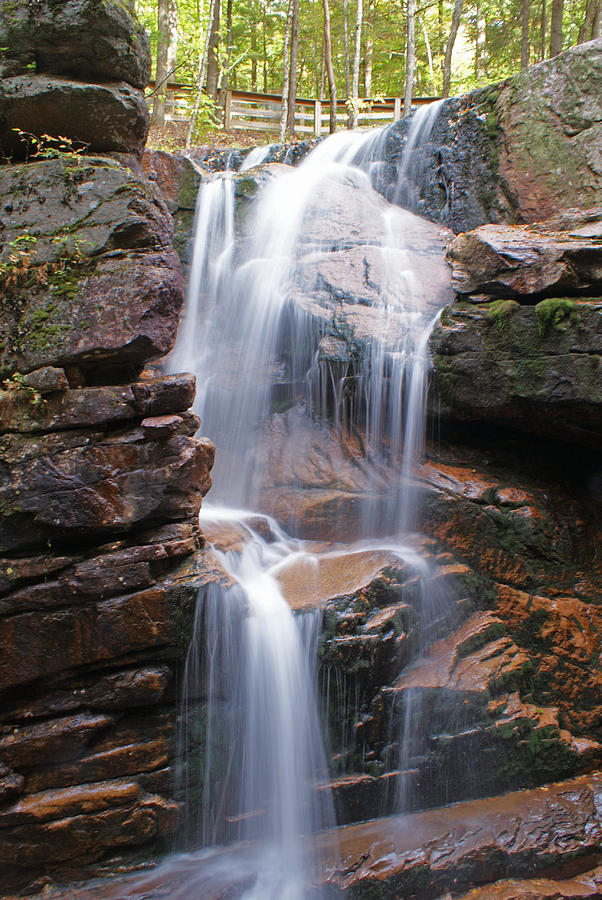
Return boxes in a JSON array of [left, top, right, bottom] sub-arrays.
[[0, 0, 151, 89], [0, 75, 150, 159], [0, 155, 183, 376]]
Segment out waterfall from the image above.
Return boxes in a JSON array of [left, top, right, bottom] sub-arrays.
[[168, 101, 453, 895]]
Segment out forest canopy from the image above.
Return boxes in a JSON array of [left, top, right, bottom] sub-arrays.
[[136, 0, 600, 134]]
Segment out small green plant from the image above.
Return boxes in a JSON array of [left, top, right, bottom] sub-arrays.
[[2, 372, 45, 409], [0, 234, 38, 288], [486, 299, 520, 333], [535, 298, 578, 337], [187, 91, 221, 144]]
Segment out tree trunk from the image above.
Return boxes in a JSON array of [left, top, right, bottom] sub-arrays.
[[185, 0, 212, 146], [222, 0, 233, 89], [419, 14, 434, 90], [441, 0, 463, 97], [521, 0, 530, 68], [594, 0, 602, 36], [279, 0, 293, 141], [205, 0, 221, 100], [152, 0, 179, 126], [263, 11, 269, 91], [578, 0, 600, 41], [404, 0, 415, 116], [549, 0, 563, 55], [540, 0, 547, 58], [286, 0, 300, 133], [351, 0, 363, 128], [322, 0, 338, 132], [364, 0, 374, 96], [475, 2, 487, 79], [343, 0, 352, 100], [438, 0, 445, 81], [251, 24, 257, 90]]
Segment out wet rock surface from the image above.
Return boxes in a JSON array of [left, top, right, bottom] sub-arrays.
[[20, 774, 602, 899], [376, 39, 602, 230]]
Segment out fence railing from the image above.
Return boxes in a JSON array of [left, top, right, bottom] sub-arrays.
[[148, 82, 440, 135], [224, 89, 440, 136]]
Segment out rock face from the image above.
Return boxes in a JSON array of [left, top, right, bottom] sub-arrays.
[[0, 5, 215, 890], [378, 39, 602, 231], [0, 0, 150, 87], [0, 0, 150, 159], [430, 210, 602, 445], [27, 774, 602, 899]]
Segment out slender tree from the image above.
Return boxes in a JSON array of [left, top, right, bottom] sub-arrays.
[[286, 0, 300, 133], [351, 0, 363, 127], [475, 1, 487, 79], [205, 0, 221, 99], [549, 0, 564, 55], [152, 0, 179, 126], [540, 0, 548, 58], [441, 0, 464, 96], [322, 0, 338, 132], [578, 0, 601, 41], [521, 0, 531, 67], [364, 0, 375, 96], [279, 0, 293, 140], [343, 0, 352, 100], [185, 0, 214, 146], [404, 0, 416, 115]]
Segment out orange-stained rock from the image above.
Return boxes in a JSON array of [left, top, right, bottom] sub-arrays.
[[454, 866, 602, 899]]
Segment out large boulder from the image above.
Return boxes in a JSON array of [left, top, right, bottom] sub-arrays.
[[378, 39, 602, 231], [0, 76, 150, 159], [429, 209, 602, 445], [0, 0, 150, 88], [0, 155, 182, 376]]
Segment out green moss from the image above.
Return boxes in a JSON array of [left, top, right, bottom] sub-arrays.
[[486, 299, 521, 333], [535, 298, 578, 337]]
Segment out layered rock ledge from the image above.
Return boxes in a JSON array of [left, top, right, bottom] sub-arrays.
[[0, 48, 214, 889]]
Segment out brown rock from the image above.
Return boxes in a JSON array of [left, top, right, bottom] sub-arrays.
[[0, 373, 196, 436], [448, 216, 602, 297], [0, 156, 183, 378], [0, 713, 113, 768], [0, 427, 214, 553]]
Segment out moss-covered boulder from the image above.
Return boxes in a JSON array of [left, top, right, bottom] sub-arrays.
[[380, 38, 602, 231]]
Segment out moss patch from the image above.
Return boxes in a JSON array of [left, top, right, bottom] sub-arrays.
[[535, 298, 578, 337]]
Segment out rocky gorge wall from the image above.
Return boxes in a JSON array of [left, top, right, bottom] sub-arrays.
[[0, 3, 215, 893], [0, 7, 600, 897]]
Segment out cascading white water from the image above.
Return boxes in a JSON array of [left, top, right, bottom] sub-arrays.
[[170, 101, 451, 896]]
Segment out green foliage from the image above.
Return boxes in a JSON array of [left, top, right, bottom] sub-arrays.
[[486, 299, 520, 333], [137, 0, 589, 112], [1, 372, 44, 409], [535, 298, 578, 337]]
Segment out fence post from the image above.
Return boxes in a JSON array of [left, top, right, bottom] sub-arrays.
[[394, 98, 401, 122], [224, 90, 232, 131], [314, 100, 322, 137]]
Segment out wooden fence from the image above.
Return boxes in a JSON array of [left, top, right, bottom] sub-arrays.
[[224, 89, 439, 136], [148, 82, 440, 135]]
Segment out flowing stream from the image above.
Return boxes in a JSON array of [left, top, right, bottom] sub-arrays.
[[167, 105, 449, 897]]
